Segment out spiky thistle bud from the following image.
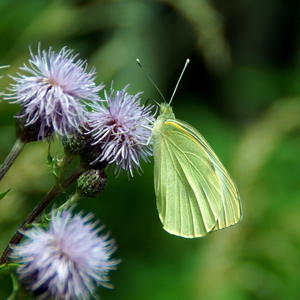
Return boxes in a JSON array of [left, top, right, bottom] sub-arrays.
[[77, 169, 107, 198]]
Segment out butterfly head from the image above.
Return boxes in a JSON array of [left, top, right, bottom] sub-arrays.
[[158, 102, 175, 120]]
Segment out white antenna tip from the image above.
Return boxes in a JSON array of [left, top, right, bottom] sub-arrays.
[[136, 58, 142, 68], [169, 58, 190, 104]]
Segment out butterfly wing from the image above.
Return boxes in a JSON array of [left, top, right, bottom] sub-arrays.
[[183, 120, 242, 232], [153, 118, 241, 238]]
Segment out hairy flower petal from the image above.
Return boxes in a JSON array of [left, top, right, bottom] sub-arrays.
[[87, 85, 155, 176], [5, 46, 104, 140], [11, 208, 118, 300]]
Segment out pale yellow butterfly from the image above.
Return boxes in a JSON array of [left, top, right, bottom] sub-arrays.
[[138, 59, 242, 238]]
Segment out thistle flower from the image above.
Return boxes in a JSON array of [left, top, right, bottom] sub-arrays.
[[6, 46, 104, 140], [87, 85, 155, 176], [11, 208, 118, 300]]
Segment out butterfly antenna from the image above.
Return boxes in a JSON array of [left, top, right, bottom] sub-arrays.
[[169, 59, 190, 105], [136, 59, 166, 103]]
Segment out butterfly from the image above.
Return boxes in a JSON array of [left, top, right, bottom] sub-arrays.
[[149, 59, 242, 238]]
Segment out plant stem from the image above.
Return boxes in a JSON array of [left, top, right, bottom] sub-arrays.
[[57, 192, 83, 211], [0, 139, 26, 182], [0, 163, 87, 265]]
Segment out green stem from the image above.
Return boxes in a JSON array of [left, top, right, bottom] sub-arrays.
[[0, 139, 26, 182], [57, 153, 74, 183], [58, 192, 83, 211], [0, 163, 88, 265]]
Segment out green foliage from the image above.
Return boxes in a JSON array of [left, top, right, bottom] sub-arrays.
[[47, 147, 60, 180], [0, 263, 18, 276], [0, 189, 10, 200]]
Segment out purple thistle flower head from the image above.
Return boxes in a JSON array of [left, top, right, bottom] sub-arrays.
[[6, 45, 104, 140], [11, 208, 118, 300], [86, 85, 155, 176]]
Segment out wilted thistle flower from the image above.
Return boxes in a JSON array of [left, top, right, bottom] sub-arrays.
[[11, 208, 118, 300], [87, 85, 155, 176], [6, 46, 104, 140]]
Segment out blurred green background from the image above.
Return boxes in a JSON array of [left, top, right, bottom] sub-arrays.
[[1, 0, 300, 299]]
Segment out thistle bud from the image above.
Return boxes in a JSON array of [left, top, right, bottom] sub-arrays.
[[15, 109, 53, 142], [62, 127, 91, 158], [76, 169, 107, 198]]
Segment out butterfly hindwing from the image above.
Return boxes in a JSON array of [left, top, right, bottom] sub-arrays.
[[182, 120, 242, 231]]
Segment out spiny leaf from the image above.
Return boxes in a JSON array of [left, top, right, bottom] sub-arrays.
[[0, 189, 10, 200], [47, 147, 59, 179]]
